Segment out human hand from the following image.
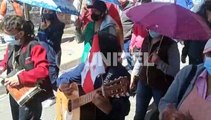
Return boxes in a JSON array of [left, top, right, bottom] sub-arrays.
[[59, 83, 75, 96], [160, 104, 178, 120], [40, 20, 50, 30], [172, 111, 193, 120], [150, 52, 160, 63], [129, 75, 139, 96], [83, 5, 88, 12], [74, 19, 83, 31], [160, 104, 193, 120], [92, 91, 112, 114], [4, 75, 20, 87], [130, 74, 139, 90], [129, 47, 134, 54]]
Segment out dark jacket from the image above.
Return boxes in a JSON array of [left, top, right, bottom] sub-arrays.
[[119, 1, 134, 41], [139, 36, 180, 91], [57, 63, 131, 120], [181, 4, 208, 65], [182, 40, 206, 65], [37, 31, 59, 90], [40, 19, 65, 54]]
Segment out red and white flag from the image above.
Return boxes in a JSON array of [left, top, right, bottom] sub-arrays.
[[81, 34, 105, 93]]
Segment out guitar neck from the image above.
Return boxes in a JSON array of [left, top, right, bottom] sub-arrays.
[[71, 87, 101, 110], [70, 77, 129, 110]]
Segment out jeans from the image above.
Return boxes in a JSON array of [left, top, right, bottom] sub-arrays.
[[134, 80, 165, 120], [9, 95, 42, 120], [123, 39, 133, 71], [56, 50, 62, 67]]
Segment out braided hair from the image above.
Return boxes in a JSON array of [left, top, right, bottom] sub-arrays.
[[3, 15, 35, 42]]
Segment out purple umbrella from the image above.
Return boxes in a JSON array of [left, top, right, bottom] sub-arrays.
[[126, 2, 211, 40]]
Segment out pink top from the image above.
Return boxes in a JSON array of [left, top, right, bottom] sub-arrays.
[[196, 70, 211, 101], [129, 24, 148, 50], [178, 70, 211, 120], [179, 85, 211, 120]]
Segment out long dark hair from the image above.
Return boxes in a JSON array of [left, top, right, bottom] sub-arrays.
[[3, 15, 35, 42], [98, 32, 121, 66], [42, 9, 60, 24]]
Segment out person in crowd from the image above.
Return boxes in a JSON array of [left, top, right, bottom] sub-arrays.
[[181, 0, 211, 65], [181, 40, 206, 65], [37, 8, 65, 107], [129, 24, 147, 54], [132, 30, 180, 120], [118, 0, 134, 72], [159, 38, 211, 120], [75, 0, 121, 63], [57, 32, 130, 120], [0, 0, 23, 20], [191, 0, 205, 12], [129, 24, 148, 96], [152, 0, 204, 12], [39, 9, 65, 67], [0, 15, 53, 120]]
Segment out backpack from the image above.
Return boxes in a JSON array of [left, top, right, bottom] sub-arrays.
[[28, 32, 59, 90]]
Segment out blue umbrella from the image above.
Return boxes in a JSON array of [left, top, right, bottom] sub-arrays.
[[101, 0, 120, 5], [16, 0, 80, 15]]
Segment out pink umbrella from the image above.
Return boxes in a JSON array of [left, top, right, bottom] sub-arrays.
[[126, 2, 211, 40]]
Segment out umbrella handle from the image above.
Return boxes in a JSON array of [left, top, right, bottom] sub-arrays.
[[155, 36, 164, 54]]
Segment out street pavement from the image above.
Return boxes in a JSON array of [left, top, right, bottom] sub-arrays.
[[0, 33, 188, 120]]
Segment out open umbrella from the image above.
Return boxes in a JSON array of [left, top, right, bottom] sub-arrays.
[[16, 0, 79, 15], [101, 0, 120, 5], [126, 2, 211, 40]]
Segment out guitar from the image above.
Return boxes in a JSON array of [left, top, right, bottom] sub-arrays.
[[56, 76, 129, 120]]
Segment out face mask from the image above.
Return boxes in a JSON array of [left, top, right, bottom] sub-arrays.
[[3, 34, 20, 45], [204, 56, 211, 75], [91, 13, 101, 21], [149, 30, 160, 38]]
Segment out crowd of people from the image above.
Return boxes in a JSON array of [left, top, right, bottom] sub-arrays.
[[0, 0, 211, 120]]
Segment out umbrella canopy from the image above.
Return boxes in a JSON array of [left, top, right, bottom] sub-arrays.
[[126, 2, 211, 40], [101, 0, 120, 5], [16, 0, 79, 15]]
